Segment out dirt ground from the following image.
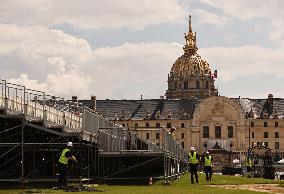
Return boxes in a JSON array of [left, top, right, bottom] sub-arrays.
[[208, 184, 284, 194]]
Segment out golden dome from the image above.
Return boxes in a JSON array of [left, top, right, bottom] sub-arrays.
[[171, 53, 211, 77], [166, 15, 218, 100], [170, 15, 212, 77]]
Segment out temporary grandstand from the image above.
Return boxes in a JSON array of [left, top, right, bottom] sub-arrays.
[[0, 79, 188, 183]]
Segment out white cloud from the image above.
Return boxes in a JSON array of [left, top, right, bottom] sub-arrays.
[[0, 0, 186, 30], [8, 74, 48, 92], [194, 9, 229, 27], [88, 42, 183, 99], [0, 23, 183, 99], [199, 45, 284, 81], [200, 0, 284, 45], [0, 24, 92, 98]]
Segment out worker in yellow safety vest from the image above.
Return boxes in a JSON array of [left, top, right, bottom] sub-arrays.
[[203, 151, 213, 181], [189, 147, 199, 184], [57, 142, 77, 189], [245, 155, 252, 173]]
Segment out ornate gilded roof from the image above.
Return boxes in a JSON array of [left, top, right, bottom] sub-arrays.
[[170, 15, 212, 77], [171, 53, 211, 76]]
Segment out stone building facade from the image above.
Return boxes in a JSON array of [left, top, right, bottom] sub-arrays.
[[79, 16, 284, 166]]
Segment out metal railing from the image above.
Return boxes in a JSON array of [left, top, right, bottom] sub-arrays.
[[98, 127, 188, 162], [0, 79, 119, 141]]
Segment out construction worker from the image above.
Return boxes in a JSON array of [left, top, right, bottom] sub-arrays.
[[57, 142, 77, 189], [189, 147, 199, 184], [245, 154, 253, 173], [203, 151, 213, 181]]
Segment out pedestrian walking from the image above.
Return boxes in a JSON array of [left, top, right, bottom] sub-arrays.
[[203, 151, 213, 181], [189, 147, 199, 184]]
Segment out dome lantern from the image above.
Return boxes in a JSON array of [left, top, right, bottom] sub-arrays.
[[165, 15, 218, 99]]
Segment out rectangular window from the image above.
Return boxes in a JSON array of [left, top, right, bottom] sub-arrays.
[[181, 123, 185, 128], [181, 142, 184, 149], [203, 126, 209, 138], [264, 132, 268, 138], [146, 132, 150, 139], [252, 132, 255, 138], [135, 123, 138, 129], [228, 126, 234, 138], [181, 133, 185, 139], [215, 126, 221, 138], [156, 123, 160, 128], [264, 122, 268, 127], [275, 142, 280, 150], [251, 122, 254, 127], [156, 132, 160, 140], [275, 122, 279, 127], [275, 132, 279, 138], [145, 123, 149, 128], [167, 123, 171, 128]]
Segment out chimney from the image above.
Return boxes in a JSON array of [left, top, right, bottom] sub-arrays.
[[72, 96, 78, 103], [140, 94, 143, 100], [267, 94, 273, 116], [91, 95, 96, 111]]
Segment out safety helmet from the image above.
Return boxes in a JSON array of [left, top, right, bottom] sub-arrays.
[[67, 142, 73, 147]]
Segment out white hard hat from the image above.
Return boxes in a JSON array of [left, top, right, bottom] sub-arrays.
[[190, 147, 195, 151], [67, 142, 73, 147], [206, 151, 209, 154]]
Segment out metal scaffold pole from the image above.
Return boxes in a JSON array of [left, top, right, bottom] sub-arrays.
[[21, 117, 25, 182]]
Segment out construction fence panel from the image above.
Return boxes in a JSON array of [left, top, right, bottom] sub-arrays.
[[83, 109, 99, 134]]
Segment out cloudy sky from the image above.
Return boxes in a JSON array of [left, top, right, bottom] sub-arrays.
[[1, 0, 284, 100]]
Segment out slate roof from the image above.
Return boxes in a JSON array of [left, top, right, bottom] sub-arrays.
[[80, 97, 284, 120], [80, 99, 200, 120]]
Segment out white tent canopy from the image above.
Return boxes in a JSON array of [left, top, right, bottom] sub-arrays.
[[277, 158, 284, 164]]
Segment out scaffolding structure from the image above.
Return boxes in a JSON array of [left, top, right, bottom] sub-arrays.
[[0, 79, 188, 183]]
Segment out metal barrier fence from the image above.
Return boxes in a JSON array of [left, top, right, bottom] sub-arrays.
[[0, 79, 120, 141], [98, 127, 188, 162], [97, 127, 189, 180]]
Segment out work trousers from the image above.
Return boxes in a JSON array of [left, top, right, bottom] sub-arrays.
[[189, 164, 198, 183], [204, 166, 213, 181], [57, 163, 68, 188], [246, 166, 252, 172]]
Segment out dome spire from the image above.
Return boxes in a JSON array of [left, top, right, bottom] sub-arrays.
[[188, 15, 192, 33], [183, 15, 198, 55]]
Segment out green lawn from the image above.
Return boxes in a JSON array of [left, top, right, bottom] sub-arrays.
[[0, 174, 283, 194]]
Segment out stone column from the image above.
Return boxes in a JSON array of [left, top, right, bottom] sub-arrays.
[[191, 127, 201, 152]]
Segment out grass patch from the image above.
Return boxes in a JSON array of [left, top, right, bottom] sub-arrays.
[[0, 174, 283, 194]]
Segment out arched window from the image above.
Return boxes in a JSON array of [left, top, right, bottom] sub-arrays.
[[196, 80, 200, 89], [184, 81, 188, 90], [203, 126, 209, 138]]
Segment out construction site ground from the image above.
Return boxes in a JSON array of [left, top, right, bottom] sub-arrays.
[[0, 174, 283, 194]]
